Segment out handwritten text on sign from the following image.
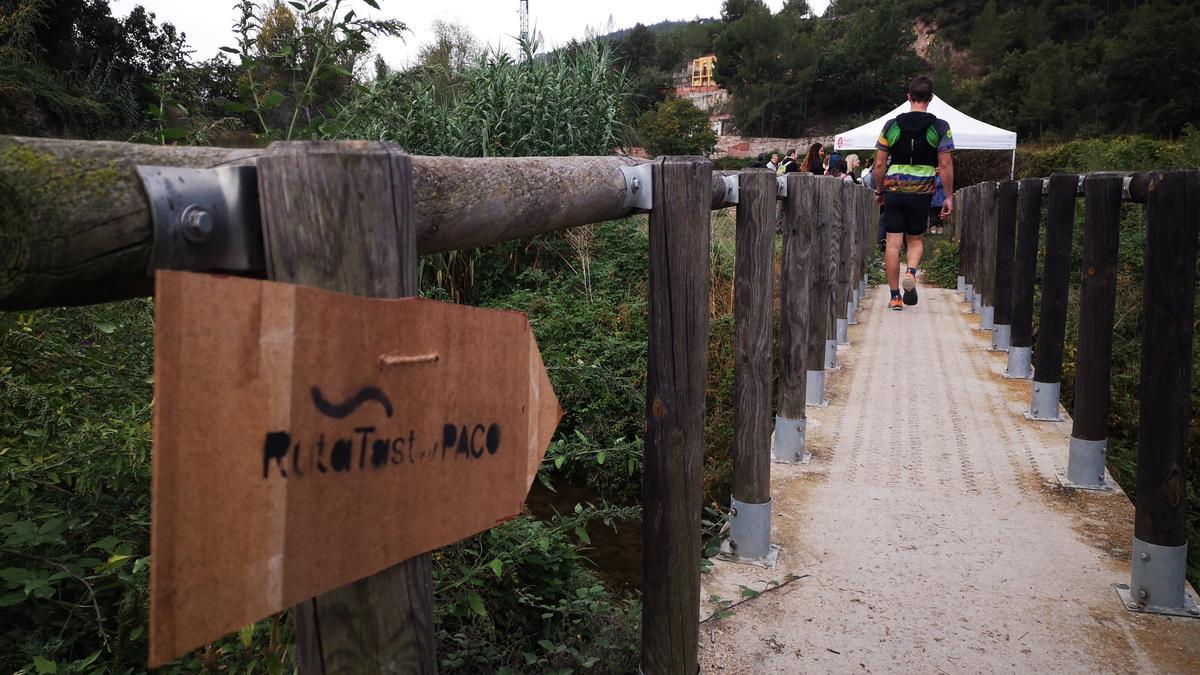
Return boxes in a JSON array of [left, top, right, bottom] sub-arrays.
[[148, 272, 560, 667]]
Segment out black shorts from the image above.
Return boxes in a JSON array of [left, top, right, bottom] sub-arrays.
[[882, 192, 934, 236]]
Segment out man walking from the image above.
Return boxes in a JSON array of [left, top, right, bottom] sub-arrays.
[[872, 75, 954, 310]]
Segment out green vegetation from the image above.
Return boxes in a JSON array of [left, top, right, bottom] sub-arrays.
[[636, 97, 717, 157], [2, 0, 1198, 671], [603, 0, 1199, 139]]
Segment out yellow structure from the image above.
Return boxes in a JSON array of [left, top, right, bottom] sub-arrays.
[[690, 55, 717, 87]]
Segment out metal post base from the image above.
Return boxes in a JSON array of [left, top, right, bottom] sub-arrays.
[[1005, 346, 1033, 379], [836, 317, 849, 345], [990, 323, 1011, 351], [957, 275, 965, 294], [969, 289, 979, 313], [772, 416, 810, 464], [720, 498, 779, 567], [824, 339, 840, 370], [1058, 436, 1114, 491], [848, 300, 858, 325], [806, 369, 827, 407], [1116, 538, 1200, 618], [1025, 380, 1063, 421], [860, 276, 868, 300], [979, 305, 995, 330]]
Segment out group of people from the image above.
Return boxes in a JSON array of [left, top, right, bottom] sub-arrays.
[[748, 75, 956, 312], [753, 144, 862, 183]]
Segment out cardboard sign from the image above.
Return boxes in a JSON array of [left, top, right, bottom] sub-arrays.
[[148, 271, 561, 666]]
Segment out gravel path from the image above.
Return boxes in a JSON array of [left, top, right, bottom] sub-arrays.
[[699, 286, 1200, 674]]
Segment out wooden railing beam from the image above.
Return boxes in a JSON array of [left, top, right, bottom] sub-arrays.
[[1, 136, 733, 310]]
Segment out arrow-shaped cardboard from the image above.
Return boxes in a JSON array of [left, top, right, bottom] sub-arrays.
[[149, 271, 561, 666]]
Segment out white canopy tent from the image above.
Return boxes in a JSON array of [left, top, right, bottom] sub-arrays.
[[833, 95, 1018, 177]]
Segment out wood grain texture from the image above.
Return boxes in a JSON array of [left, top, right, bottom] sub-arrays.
[[977, 183, 996, 306], [806, 180, 830, 371], [257, 141, 436, 674], [1010, 179, 1043, 348], [824, 179, 844, 335], [1070, 173, 1123, 442], [1134, 170, 1199, 546], [1033, 174, 1078, 382], [992, 181, 1018, 325], [0, 136, 733, 310], [642, 156, 711, 675], [732, 169, 776, 504], [778, 174, 814, 419], [0, 135, 261, 309], [958, 187, 970, 278], [837, 183, 855, 318]]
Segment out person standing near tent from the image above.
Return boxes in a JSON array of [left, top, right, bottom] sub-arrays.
[[872, 75, 954, 310], [799, 142, 825, 175], [778, 148, 802, 175]]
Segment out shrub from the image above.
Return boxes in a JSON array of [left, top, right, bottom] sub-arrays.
[[635, 97, 717, 157]]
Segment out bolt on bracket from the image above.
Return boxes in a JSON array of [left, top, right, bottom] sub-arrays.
[[619, 163, 654, 212], [138, 165, 264, 274]]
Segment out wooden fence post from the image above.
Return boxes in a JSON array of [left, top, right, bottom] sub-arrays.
[[1027, 174, 1078, 421], [959, 186, 974, 304], [728, 169, 777, 562], [968, 185, 982, 312], [974, 184, 989, 316], [642, 156, 711, 674], [256, 141, 437, 673], [960, 183, 969, 291], [977, 183, 997, 330], [806, 179, 831, 406], [824, 180, 843, 370], [990, 180, 1018, 351], [775, 173, 815, 464], [1006, 178, 1043, 378], [840, 186, 858, 334], [1063, 173, 1122, 489], [1123, 169, 1200, 615]]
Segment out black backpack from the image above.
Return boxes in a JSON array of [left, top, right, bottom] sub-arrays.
[[889, 112, 940, 167]]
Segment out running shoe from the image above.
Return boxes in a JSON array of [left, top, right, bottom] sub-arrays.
[[902, 270, 918, 306], [889, 296, 903, 311]]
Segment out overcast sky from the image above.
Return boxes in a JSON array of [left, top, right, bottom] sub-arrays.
[[110, 0, 831, 68]]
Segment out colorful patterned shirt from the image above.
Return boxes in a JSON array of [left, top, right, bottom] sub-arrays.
[[876, 115, 954, 195]]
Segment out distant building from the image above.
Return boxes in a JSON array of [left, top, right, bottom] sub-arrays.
[[690, 55, 717, 88], [673, 54, 733, 136]]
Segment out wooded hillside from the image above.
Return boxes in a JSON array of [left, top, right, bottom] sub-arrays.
[[604, 0, 1199, 139]]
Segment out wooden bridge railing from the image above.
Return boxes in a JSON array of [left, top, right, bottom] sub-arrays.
[[1, 134, 876, 673], [953, 169, 1200, 619]]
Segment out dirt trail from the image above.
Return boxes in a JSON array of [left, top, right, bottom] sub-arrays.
[[700, 286, 1200, 674]]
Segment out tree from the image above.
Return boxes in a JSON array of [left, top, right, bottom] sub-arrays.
[[970, 0, 1011, 63], [713, 0, 817, 136], [417, 20, 482, 105], [636, 96, 717, 156]]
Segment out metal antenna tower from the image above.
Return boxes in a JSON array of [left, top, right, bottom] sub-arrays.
[[519, 0, 529, 44]]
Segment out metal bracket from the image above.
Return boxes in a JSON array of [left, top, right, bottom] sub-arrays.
[[776, 175, 788, 199], [722, 174, 739, 205], [1026, 380, 1064, 421], [1059, 436, 1115, 491], [1116, 538, 1200, 618], [720, 498, 780, 567], [620, 163, 654, 212], [139, 165, 264, 274]]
